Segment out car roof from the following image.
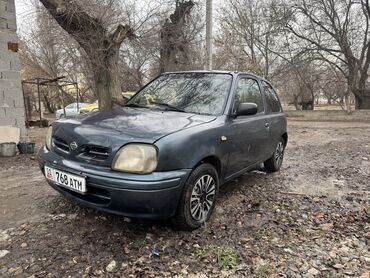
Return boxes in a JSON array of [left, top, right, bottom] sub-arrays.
[[68, 102, 89, 105], [162, 70, 271, 85]]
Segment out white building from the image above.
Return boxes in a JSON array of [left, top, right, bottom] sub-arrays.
[[0, 0, 26, 139]]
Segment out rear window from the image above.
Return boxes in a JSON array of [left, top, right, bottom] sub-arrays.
[[262, 81, 281, 113]]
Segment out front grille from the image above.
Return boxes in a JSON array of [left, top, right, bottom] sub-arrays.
[[52, 136, 110, 161], [81, 145, 110, 160], [53, 137, 69, 152], [58, 183, 111, 206]]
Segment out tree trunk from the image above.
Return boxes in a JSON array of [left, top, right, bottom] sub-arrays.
[[344, 93, 351, 114], [42, 92, 54, 114], [39, 0, 134, 111], [293, 95, 300, 110], [159, 1, 194, 73], [94, 69, 113, 110], [91, 46, 122, 110]]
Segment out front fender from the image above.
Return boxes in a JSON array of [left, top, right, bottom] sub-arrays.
[[155, 117, 229, 177]]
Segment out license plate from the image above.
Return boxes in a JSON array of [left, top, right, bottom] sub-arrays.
[[44, 166, 86, 193]]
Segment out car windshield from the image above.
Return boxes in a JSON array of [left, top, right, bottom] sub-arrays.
[[66, 103, 76, 109], [127, 73, 232, 115]]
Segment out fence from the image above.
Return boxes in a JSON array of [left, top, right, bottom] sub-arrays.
[[285, 110, 370, 122]]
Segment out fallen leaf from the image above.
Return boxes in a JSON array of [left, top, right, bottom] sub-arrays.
[[320, 223, 333, 231]]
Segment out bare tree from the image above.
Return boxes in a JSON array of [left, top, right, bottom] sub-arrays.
[[274, 56, 322, 110], [279, 0, 370, 109], [39, 0, 137, 110], [318, 65, 348, 107], [159, 0, 196, 72], [20, 7, 81, 113], [120, 36, 157, 90], [217, 0, 280, 78]]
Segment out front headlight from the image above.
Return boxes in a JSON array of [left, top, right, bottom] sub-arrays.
[[45, 126, 52, 150], [112, 144, 158, 174]]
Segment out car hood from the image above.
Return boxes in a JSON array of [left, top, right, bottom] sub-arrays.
[[51, 107, 216, 165], [80, 103, 97, 110]]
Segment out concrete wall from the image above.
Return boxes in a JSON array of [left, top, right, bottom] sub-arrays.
[[285, 110, 370, 122], [0, 0, 26, 139]]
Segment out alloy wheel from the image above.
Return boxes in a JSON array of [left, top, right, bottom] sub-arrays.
[[275, 141, 284, 167], [189, 174, 216, 222]]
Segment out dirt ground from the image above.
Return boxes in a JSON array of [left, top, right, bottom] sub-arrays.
[[0, 120, 369, 277]]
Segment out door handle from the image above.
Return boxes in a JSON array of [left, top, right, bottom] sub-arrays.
[[265, 123, 270, 128]]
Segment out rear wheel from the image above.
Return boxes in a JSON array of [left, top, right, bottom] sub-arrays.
[[172, 163, 219, 230], [264, 138, 285, 172]]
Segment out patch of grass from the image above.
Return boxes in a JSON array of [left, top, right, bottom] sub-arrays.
[[284, 202, 300, 210], [294, 226, 306, 234], [193, 245, 238, 270], [255, 264, 271, 278], [265, 203, 275, 210], [192, 245, 214, 258], [217, 247, 238, 270], [200, 223, 213, 235]]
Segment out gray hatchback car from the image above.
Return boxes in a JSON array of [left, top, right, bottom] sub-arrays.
[[38, 71, 287, 230]]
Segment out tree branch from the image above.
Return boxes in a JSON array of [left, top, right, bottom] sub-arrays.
[[39, 0, 106, 49], [110, 24, 135, 45]]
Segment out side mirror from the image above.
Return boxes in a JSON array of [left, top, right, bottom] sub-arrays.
[[236, 102, 258, 117]]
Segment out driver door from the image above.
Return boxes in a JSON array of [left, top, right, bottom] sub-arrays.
[[225, 76, 271, 177]]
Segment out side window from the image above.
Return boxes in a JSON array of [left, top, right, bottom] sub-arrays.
[[263, 82, 281, 113], [234, 77, 264, 114]]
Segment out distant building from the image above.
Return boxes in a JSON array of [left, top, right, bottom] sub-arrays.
[[0, 0, 26, 139]]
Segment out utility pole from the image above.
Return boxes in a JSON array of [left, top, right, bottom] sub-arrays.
[[206, 0, 213, 70]]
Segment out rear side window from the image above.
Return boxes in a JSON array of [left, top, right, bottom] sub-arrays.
[[234, 77, 264, 113], [263, 81, 281, 113]]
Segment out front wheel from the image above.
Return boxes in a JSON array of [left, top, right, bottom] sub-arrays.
[[172, 163, 219, 230], [264, 138, 285, 172]]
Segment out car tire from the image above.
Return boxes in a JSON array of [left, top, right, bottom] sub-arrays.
[[172, 163, 219, 230], [264, 138, 285, 172]]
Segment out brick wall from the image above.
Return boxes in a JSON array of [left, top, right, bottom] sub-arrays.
[[0, 0, 26, 138]]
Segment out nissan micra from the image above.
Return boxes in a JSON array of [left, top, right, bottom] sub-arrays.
[[38, 71, 287, 230]]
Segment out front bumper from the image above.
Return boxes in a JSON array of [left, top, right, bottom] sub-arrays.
[[38, 146, 191, 219]]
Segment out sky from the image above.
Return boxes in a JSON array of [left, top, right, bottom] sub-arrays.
[[15, 0, 38, 35], [15, 0, 222, 36]]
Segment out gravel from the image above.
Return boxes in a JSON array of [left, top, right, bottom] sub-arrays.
[[0, 121, 369, 277]]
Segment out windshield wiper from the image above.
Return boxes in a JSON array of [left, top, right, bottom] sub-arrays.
[[125, 103, 147, 108], [150, 101, 185, 112]]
